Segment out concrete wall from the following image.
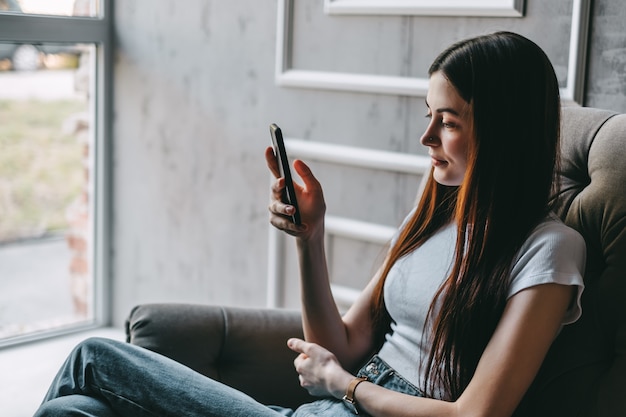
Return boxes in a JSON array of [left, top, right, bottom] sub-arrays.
[[111, 0, 626, 325]]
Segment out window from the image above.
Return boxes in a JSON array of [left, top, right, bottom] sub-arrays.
[[1, 0, 98, 17], [0, 0, 111, 347]]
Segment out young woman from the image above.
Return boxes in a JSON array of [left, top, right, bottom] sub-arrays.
[[34, 31, 585, 417]]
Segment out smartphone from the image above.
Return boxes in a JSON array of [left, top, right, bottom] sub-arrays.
[[269, 123, 301, 225]]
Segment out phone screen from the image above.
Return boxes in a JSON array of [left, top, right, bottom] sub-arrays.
[[270, 123, 301, 225]]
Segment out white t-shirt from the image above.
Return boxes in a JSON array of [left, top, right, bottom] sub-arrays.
[[377, 212, 586, 398]]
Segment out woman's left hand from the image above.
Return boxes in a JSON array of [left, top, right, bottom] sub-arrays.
[[287, 338, 354, 399]]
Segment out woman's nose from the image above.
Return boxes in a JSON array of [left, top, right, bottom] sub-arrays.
[[420, 130, 438, 147], [419, 119, 438, 146]]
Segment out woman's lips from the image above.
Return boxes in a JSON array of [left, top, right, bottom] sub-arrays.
[[430, 156, 448, 167]]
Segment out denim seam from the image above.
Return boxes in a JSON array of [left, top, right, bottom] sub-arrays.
[[96, 386, 161, 417]]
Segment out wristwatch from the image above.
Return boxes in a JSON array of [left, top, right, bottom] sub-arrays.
[[342, 376, 368, 414]]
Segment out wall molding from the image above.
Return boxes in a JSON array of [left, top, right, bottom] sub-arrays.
[[268, 0, 592, 307], [275, 0, 591, 104], [323, 0, 525, 17]]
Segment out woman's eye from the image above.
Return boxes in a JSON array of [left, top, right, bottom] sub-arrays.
[[424, 114, 457, 128]]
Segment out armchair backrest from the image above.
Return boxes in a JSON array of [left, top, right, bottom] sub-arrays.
[[516, 106, 626, 417]]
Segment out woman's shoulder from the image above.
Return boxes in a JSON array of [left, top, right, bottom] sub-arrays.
[[527, 213, 585, 246], [516, 212, 586, 268], [510, 212, 586, 324]]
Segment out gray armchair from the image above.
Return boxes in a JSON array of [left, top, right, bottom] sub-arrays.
[[126, 106, 626, 416], [126, 304, 310, 410]]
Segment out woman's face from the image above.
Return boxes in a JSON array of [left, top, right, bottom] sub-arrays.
[[420, 71, 473, 187]]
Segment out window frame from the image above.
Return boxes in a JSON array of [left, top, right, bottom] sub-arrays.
[[0, 1, 113, 346]]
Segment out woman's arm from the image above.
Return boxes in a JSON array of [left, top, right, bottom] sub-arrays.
[[296, 231, 380, 369], [265, 147, 377, 368], [290, 283, 575, 417]]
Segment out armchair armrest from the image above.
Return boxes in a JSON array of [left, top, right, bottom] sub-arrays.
[[125, 303, 313, 409]]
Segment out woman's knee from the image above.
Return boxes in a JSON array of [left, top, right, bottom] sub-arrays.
[[75, 336, 121, 352], [34, 395, 116, 417], [70, 337, 129, 363]]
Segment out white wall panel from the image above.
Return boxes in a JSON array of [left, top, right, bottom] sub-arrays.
[[111, 0, 619, 324]]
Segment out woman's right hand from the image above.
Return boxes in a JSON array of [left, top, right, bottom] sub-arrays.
[[265, 146, 326, 242]]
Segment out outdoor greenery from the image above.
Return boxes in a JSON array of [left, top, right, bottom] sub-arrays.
[[0, 99, 86, 242]]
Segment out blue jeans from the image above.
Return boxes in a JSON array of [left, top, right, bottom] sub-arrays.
[[34, 337, 423, 417], [291, 355, 423, 417]]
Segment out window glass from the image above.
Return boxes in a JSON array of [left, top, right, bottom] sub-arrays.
[[0, 0, 99, 18], [0, 42, 95, 341]]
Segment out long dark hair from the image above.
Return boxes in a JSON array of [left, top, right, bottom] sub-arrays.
[[371, 32, 561, 399]]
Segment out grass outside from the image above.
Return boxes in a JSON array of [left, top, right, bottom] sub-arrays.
[[0, 99, 87, 242]]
